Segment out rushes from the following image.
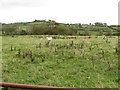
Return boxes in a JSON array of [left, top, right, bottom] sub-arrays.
[[17, 49, 21, 57], [9, 35, 117, 69], [16, 49, 35, 62], [3, 35, 118, 88], [36, 43, 41, 48], [70, 41, 74, 47], [10, 45, 13, 51], [45, 41, 50, 47]]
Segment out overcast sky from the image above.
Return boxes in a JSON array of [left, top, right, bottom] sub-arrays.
[[0, 0, 119, 25]]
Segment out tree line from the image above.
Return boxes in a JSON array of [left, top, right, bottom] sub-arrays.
[[1, 21, 119, 36], [2, 23, 77, 36]]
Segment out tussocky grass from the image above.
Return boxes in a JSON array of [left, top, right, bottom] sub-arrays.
[[2, 35, 118, 88]]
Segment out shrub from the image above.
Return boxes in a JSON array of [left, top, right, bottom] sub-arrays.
[[2, 24, 17, 35], [29, 24, 77, 35]]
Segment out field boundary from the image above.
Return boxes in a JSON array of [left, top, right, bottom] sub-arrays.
[[0, 82, 64, 89]]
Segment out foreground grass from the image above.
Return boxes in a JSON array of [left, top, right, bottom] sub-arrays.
[[2, 35, 118, 88]]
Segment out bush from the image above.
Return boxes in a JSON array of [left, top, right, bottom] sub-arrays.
[[29, 25, 46, 35], [105, 31, 113, 36], [2, 25, 17, 35], [83, 29, 91, 36], [29, 24, 77, 35]]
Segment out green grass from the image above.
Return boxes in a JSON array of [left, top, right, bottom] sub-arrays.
[[78, 30, 100, 35], [2, 35, 118, 88], [28, 22, 46, 25]]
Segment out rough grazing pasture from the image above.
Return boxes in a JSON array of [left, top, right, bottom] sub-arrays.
[[2, 35, 118, 88]]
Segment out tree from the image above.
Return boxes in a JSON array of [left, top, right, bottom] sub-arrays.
[[83, 29, 90, 36], [29, 25, 46, 35], [29, 24, 77, 35], [98, 30, 104, 36], [2, 24, 17, 35], [103, 23, 107, 26], [105, 31, 112, 36], [95, 22, 104, 26]]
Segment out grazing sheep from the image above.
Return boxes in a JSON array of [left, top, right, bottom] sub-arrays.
[[46, 37, 53, 41], [103, 35, 106, 39]]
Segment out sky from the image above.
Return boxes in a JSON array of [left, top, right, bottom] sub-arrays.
[[0, 0, 119, 25]]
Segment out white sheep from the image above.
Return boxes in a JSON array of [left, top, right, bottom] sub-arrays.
[[46, 37, 53, 41], [103, 35, 106, 39]]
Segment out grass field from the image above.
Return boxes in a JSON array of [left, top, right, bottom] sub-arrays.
[[2, 35, 118, 88]]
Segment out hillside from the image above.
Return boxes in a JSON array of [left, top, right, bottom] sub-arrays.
[[1, 20, 119, 36]]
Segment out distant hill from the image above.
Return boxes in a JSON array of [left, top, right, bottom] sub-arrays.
[[1, 20, 119, 36]]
